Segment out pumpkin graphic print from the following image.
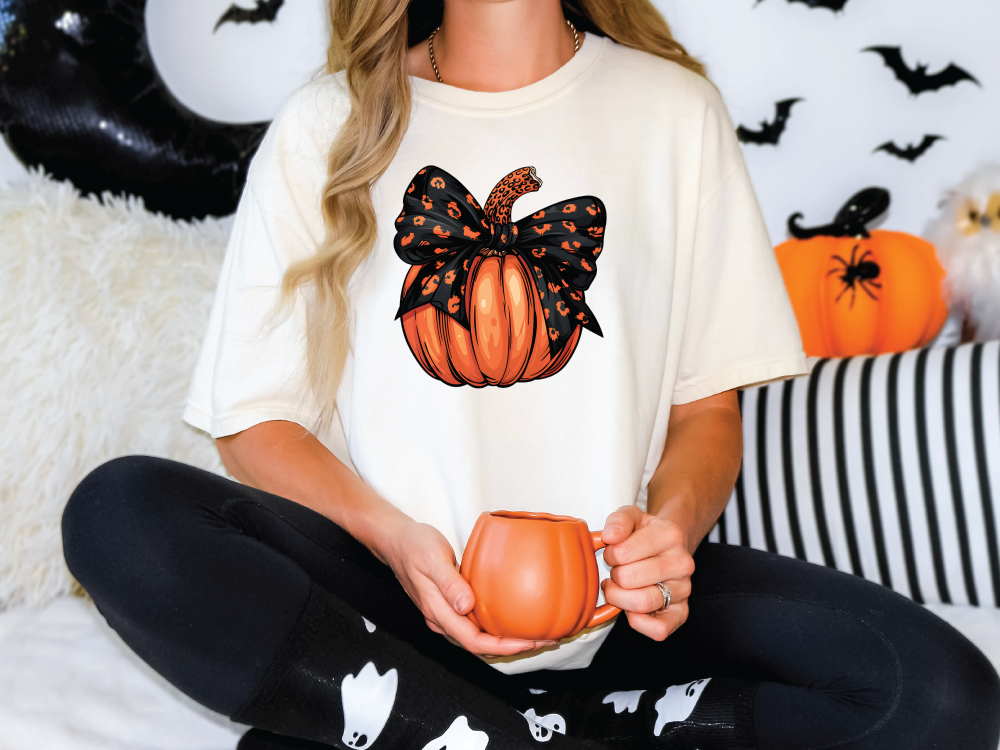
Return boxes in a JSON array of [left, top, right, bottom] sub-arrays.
[[393, 165, 607, 387]]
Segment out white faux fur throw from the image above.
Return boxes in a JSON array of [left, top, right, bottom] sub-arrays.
[[0, 171, 229, 611]]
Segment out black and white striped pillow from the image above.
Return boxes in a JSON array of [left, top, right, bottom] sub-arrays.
[[709, 341, 1000, 608]]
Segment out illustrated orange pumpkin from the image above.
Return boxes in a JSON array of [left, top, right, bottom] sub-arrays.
[[400, 259, 582, 387], [393, 166, 605, 387], [775, 188, 948, 358]]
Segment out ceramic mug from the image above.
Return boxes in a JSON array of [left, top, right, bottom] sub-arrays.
[[459, 511, 621, 641]]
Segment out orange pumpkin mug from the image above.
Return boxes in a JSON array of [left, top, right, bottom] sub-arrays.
[[459, 511, 621, 641]]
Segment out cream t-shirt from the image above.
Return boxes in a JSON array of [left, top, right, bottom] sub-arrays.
[[184, 34, 807, 674]]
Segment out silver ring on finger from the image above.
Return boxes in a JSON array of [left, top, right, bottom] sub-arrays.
[[655, 581, 672, 612]]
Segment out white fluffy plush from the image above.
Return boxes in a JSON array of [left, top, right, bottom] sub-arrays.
[[925, 164, 1000, 342], [0, 171, 229, 611]]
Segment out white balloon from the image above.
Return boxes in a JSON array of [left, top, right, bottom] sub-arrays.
[[145, 0, 329, 123]]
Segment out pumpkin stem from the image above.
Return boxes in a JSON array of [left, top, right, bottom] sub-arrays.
[[787, 187, 890, 240], [484, 166, 542, 223]]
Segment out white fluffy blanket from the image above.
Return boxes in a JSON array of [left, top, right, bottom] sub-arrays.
[[0, 597, 246, 750], [0, 172, 229, 611]]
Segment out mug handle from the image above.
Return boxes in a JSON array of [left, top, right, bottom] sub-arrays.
[[587, 531, 622, 628]]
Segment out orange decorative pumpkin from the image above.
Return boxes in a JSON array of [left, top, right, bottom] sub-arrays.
[[393, 166, 606, 387], [775, 188, 948, 358]]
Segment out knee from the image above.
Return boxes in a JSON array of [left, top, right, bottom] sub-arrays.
[[935, 640, 1000, 742], [904, 622, 1000, 746], [62, 455, 165, 594]]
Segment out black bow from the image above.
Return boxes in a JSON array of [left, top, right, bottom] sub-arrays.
[[393, 166, 606, 356]]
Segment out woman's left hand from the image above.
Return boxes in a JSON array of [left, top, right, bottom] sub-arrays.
[[600, 505, 695, 641]]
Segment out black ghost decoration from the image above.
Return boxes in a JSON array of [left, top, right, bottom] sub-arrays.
[[787, 187, 890, 239], [0, 0, 270, 220]]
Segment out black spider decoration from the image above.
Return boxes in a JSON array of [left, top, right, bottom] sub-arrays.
[[828, 244, 882, 307]]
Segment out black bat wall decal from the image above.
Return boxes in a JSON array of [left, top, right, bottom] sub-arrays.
[[756, 0, 851, 11], [736, 98, 802, 146], [863, 47, 980, 95], [874, 135, 945, 162], [215, 0, 286, 31]]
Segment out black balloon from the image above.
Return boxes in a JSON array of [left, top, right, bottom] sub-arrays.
[[0, 0, 269, 219]]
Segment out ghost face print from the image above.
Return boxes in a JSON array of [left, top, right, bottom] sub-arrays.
[[522, 708, 567, 742], [341, 662, 399, 749], [602, 690, 646, 714], [419, 716, 490, 750], [653, 678, 711, 736]]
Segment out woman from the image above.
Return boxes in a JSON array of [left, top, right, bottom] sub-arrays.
[[62, 1, 1000, 748]]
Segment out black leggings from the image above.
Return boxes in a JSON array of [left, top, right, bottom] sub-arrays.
[[62, 456, 1000, 750]]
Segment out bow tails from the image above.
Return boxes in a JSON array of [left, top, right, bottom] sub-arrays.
[[511, 196, 606, 345]]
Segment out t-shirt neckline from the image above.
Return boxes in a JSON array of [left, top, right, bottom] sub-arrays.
[[409, 33, 606, 113]]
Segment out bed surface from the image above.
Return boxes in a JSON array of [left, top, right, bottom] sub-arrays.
[[0, 596, 998, 750], [0, 598, 246, 750]]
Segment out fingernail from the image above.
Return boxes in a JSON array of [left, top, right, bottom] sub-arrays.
[[455, 596, 470, 611]]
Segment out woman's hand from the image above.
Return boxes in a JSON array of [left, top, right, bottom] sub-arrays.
[[384, 520, 558, 657], [600, 505, 695, 641], [602, 390, 741, 641], [218, 422, 555, 658]]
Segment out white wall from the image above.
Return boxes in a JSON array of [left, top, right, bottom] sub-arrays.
[[656, 0, 1000, 240], [1, 0, 995, 241]]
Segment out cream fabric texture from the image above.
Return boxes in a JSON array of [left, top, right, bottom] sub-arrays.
[[185, 34, 807, 672]]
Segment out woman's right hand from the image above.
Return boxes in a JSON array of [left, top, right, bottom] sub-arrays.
[[383, 520, 558, 657]]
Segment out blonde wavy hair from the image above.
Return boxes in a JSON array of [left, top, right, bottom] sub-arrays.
[[280, 0, 706, 428]]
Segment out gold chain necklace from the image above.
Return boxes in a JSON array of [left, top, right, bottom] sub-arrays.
[[428, 19, 580, 85]]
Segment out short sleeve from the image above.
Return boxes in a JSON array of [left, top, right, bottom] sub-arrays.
[[671, 99, 807, 405], [183, 76, 348, 438]]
